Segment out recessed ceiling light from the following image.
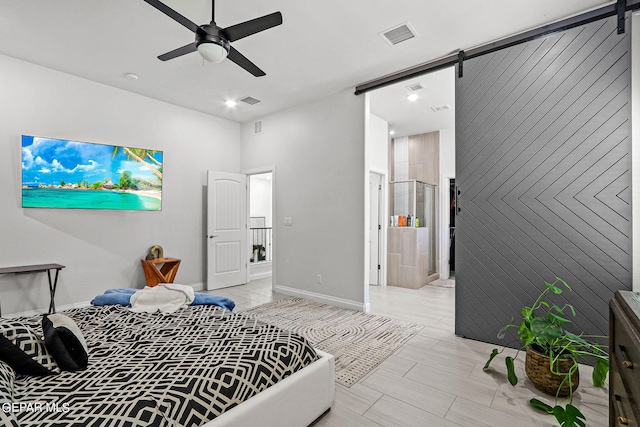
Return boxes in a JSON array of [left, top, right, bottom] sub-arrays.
[[407, 94, 419, 102], [225, 100, 237, 108], [389, 130, 396, 136], [124, 72, 139, 81]]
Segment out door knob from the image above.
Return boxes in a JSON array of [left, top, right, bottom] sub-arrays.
[[209, 235, 219, 239]]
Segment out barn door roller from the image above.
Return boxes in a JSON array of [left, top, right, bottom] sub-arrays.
[[617, 0, 627, 34]]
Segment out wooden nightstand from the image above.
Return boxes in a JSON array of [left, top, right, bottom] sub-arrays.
[[610, 291, 640, 427], [141, 258, 181, 287]]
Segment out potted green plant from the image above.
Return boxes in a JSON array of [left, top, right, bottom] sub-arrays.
[[483, 277, 609, 427]]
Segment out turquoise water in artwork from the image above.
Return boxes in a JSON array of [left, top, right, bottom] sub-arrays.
[[22, 189, 161, 211]]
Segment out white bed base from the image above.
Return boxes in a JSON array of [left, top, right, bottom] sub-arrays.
[[204, 349, 335, 427]]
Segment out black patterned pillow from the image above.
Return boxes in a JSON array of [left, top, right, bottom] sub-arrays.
[[0, 319, 59, 376], [43, 313, 89, 371]]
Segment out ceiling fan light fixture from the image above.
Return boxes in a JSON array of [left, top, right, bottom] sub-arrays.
[[145, 1, 282, 76], [196, 26, 230, 63], [197, 41, 229, 63]]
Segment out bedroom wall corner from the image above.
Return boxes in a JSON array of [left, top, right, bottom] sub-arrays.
[[0, 54, 242, 315], [240, 89, 367, 308]]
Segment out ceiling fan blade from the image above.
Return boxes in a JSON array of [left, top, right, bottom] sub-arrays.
[[222, 12, 282, 42], [143, 0, 201, 34], [158, 43, 198, 61], [227, 47, 266, 77]]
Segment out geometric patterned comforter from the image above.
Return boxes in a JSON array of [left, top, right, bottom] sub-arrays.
[[7, 305, 318, 426]]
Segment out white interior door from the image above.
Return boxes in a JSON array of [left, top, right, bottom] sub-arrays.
[[369, 173, 381, 285], [207, 171, 247, 290]]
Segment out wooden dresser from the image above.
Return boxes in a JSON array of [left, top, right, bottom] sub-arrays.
[[610, 291, 640, 427]]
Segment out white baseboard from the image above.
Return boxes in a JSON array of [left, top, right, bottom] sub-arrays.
[[6, 300, 92, 319], [187, 282, 205, 292], [274, 285, 368, 312]]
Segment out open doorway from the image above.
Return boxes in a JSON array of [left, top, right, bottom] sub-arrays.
[[248, 172, 273, 285], [368, 66, 455, 304]]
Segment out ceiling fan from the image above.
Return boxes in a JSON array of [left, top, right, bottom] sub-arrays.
[[143, 0, 282, 77]]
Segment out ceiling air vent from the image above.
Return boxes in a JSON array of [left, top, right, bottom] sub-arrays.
[[240, 96, 261, 106], [254, 120, 263, 134], [406, 82, 425, 92], [431, 104, 452, 112], [379, 22, 418, 47]]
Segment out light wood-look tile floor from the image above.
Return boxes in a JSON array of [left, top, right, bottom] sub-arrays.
[[208, 279, 609, 426]]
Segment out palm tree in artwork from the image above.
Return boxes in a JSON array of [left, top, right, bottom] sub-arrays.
[[111, 147, 162, 180], [142, 150, 162, 168]]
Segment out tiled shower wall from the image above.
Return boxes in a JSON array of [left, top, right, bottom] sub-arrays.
[[388, 131, 440, 287]]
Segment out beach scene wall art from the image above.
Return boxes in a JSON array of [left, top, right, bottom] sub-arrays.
[[21, 135, 163, 211]]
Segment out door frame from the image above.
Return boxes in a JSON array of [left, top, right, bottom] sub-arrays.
[[633, 11, 640, 293], [368, 169, 388, 287], [369, 172, 384, 285], [243, 165, 277, 289], [440, 174, 455, 279]]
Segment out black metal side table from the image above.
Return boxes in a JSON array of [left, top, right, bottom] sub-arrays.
[[0, 263, 65, 315]]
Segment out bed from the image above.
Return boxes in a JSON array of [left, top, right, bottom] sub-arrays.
[[0, 305, 335, 427]]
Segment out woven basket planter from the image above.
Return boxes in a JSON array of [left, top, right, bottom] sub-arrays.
[[525, 345, 579, 397]]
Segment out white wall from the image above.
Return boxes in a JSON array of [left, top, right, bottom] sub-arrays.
[[249, 174, 272, 227], [241, 89, 367, 310], [0, 54, 241, 315], [367, 114, 389, 172], [365, 112, 389, 294], [439, 128, 455, 178], [439, 127, 456, 279]]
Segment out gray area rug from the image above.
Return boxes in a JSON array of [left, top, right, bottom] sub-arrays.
[[427, 278, 455, 288], [240, 297, 423, 387]]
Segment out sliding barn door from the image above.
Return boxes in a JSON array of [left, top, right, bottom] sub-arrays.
[[455, 14, 632, 344]]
